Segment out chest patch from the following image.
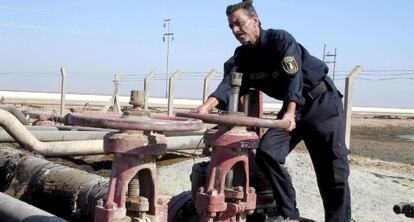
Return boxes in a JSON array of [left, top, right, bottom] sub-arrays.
[[282, 56, 299, 75]]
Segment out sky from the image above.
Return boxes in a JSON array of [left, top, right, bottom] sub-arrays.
[[0, 0, 413, 108]]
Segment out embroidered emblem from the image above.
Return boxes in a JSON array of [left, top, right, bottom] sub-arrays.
[[282, 56, 298, 75]]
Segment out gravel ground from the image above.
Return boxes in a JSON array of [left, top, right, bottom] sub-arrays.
[[157, 116, 414, 222], [157, 151, 414, 222]]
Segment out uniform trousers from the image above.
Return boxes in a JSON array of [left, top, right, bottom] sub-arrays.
[[255, 78, 351, 221]]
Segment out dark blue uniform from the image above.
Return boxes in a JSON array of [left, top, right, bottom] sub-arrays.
[[210, 29, 351, 221]]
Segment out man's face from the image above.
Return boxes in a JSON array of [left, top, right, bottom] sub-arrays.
[[228, 9, 260, 46]]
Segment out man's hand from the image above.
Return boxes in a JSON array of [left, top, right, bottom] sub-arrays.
[[282, 112, 296, 132], [190, 97, 219, 114], [283, 101, 297, 132], [191, 104, 210, 114]]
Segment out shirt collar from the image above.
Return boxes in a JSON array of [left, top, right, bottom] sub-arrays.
[[259, 28, 269, 47]]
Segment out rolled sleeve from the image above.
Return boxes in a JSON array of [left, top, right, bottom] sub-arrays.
[[275, 31, 306, 106]]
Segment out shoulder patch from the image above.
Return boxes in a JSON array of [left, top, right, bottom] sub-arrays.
[[282, 56, 298, 75]]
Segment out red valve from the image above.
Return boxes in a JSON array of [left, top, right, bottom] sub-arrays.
[[176, 112, 290, 130], [64, 112, 203, 132]]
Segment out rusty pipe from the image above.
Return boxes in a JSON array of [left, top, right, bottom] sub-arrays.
[[0, 109, 103, 157], [63, 113, 203, 132], [176, 112, 290, 130]]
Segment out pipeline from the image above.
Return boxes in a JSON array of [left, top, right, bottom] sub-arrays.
[[0, 130, 109, 142], [0, 105, 30, 125], [0, 128, 204, 149], [0, 109, 103, 157], [0, 192, 67, 222], [0, 147, 109, 221], [1, 109, 205, 156]]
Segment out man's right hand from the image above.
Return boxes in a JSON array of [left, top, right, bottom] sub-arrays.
[[190, 97, 219, 114], [191, 104, 210, 114]]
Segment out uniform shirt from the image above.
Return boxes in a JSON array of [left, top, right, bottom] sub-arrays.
[[210, 28, 329, 111]]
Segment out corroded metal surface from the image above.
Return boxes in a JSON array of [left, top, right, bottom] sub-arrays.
[[176, 112, 290, 130], [104, 132, 167, 155], [203, 128, 259, 149], [65, 112, 203, 132]]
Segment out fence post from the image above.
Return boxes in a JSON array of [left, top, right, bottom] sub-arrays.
[[203, 69, 217, 102], [344, 66, 363, 149], [167, 70, 181, 116], [60, 67, 66, 115], [102, 73, 121, 113], [144, 71, 155, 110]]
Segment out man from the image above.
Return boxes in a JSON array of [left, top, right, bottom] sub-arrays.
[[194, 2, 351, 222]]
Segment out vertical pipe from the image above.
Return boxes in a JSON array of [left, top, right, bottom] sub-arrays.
[[60, 67, 66, 116], [344, 66, 363, 149], [228, 67, 243, 113], [144, 71, 155, 110], [167, 70, 181, 116], [203, 69, 217, 102]]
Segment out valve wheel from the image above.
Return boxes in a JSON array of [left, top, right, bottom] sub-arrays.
[[64, 112, 203, 132], [176, 112, 290, 130]]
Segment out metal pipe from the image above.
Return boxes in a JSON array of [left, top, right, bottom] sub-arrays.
[[21, 109, 51, 119], [0, 192, 67, 222], [19, 126, 59, 131], [0, 130, 108, 142], [165, 135, 205, 150], [163, 129, 205, 137], [0, 109, 103, 157], [0, 147, 109, 221], [228, 67, 243, 113], [55, 125, 117, 132], [176, 112, 291, 130], [0, 129, 203, 149], [0, 105, 30, 125]]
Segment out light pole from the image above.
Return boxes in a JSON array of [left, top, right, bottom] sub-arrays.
[[163, 18, 174, 98]]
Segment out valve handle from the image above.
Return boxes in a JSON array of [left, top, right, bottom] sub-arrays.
[[176, 112, 290, 130], [64, 112, 203, 132]]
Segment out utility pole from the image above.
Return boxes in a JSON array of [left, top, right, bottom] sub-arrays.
[[60, 67, 66, 116], [102, 73, 121, 113], [163, 18, 174, 98], [323, 44, 337, 81]]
